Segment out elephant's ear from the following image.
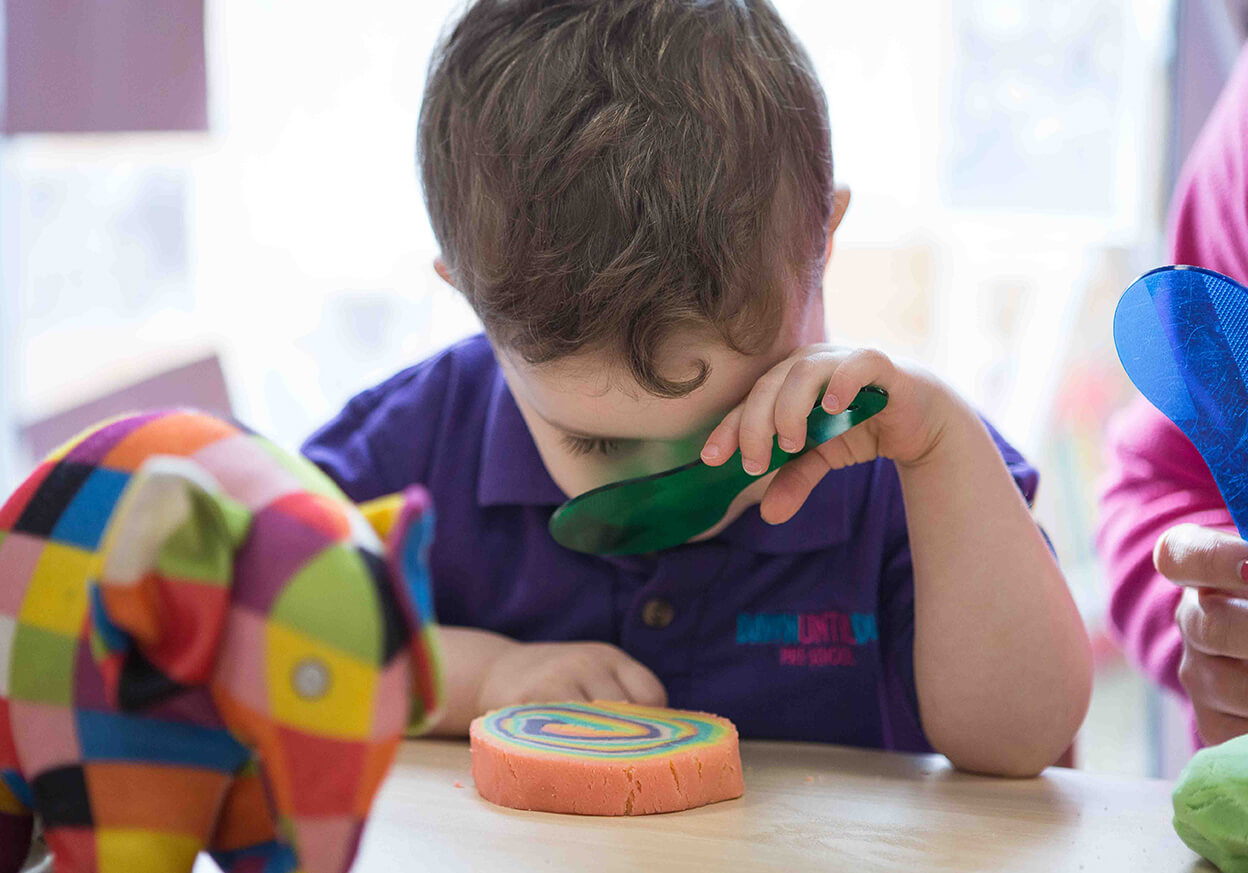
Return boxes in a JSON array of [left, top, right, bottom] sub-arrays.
[[90, 456, 252, 711], [357, 492, 403, 543], [359, 487, 443, 733]]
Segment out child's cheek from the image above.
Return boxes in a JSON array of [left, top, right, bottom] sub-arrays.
[[562, 440, 705, 496]]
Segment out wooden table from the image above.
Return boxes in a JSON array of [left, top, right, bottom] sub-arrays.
[[346, 739, 1208, 873]]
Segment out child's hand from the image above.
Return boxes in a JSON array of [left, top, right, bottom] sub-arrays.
[[478, 640, 668, 713], [700, 344, 954, 525]]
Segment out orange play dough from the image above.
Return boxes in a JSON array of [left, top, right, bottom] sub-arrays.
[[470, 700, 744, 815]]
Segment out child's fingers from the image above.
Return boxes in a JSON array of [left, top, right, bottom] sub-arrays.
[[701, 403, 745, 466], [822, 348, 896, 413], [761, 424, 880, 526], [578, 671, 633, 703], [614, 659, 668, 707], [813, 425, 877, 471], [524, 681, 584, 704], [737, 366, 790, 475], [759, 449, 832, 525], [774, 351, 842, 452]]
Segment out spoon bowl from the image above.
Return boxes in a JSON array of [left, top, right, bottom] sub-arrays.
[[548, 386, 888, 555]]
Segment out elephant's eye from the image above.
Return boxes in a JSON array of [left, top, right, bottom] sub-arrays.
[[291, 657, 332, 701]]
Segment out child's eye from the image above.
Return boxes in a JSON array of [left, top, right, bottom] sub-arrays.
[[561, 435, 626, 457]]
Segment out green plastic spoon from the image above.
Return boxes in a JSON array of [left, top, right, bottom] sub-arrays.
[[548, 386, 888, 555]]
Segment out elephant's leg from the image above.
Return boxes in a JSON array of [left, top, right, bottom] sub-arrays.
[[1, 693, 34, 873], [42, 824, 206, 872], [0, 772, 34, 873], [37, 761, 232, 873], [207, 763, 295, 873], [209, 842, 297, 873]]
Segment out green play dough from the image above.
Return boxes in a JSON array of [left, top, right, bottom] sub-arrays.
[[1173, 734, 1248, 871]]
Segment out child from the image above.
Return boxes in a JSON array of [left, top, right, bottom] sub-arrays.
[[304, 0, 1091, 776]]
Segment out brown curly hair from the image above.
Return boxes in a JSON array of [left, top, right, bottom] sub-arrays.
[[418, 0, 833, 396]]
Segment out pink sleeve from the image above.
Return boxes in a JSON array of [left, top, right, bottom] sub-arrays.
[[1097, 400, 1234, 702], [1096, 44, 1248, 745]]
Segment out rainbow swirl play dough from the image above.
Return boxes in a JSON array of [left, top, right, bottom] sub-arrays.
[[470, 701, 744, 815]]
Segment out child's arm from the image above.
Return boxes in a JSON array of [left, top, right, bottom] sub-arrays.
[[894, 388, 1091, 776], [428, 627, 668, 736], [427, 627, 516, 736], [701, 346, 1093, 776]]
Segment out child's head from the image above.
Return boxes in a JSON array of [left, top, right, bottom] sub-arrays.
[[419, 0, 845, 500]]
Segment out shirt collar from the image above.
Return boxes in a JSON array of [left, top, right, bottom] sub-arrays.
[[476, 367, 855, 553], [711, 468, 854, 554], [477, 369, 569, 507]]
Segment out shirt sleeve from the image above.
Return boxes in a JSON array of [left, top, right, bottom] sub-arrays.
[[301, 352, 454, 502], [877, 417, 1040, 753], [1097, 401, 1232, 711]]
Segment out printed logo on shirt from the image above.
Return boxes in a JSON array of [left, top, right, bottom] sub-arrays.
[[735, 610, 878, 667]]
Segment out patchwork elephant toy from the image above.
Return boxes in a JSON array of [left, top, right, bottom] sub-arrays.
[[0, 409, 444, 873]]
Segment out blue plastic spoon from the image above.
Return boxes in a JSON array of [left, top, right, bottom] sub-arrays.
[[1113, 265, 1248, 536]]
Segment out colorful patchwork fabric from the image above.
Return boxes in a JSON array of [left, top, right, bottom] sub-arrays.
[[0, 409, 442, 873]]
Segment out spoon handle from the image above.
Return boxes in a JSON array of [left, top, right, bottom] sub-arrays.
[[754, 386, 889, 476], [807, 385, 889, 447]]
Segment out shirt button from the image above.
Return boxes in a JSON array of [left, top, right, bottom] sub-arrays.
[[641, 598, 675, 629]]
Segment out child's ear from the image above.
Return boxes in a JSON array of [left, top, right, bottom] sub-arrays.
[[827, 186, 852, 258], [433, 257, 456, 289]]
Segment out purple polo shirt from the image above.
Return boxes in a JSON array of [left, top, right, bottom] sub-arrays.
[[302, 333, 1039, 752]]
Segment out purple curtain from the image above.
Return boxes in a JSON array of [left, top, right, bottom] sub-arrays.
[[3, 0, 207, 134], [1167, 0, 1248, 191], [19, 355, 232, 462]]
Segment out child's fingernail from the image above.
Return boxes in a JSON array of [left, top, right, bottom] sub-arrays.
[[823, 394, 840, 412], [1240, 560, 1248, 582], [702, 444, 720, 461], [743, 459, 765, 476], [779, 437, 799, 452]]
